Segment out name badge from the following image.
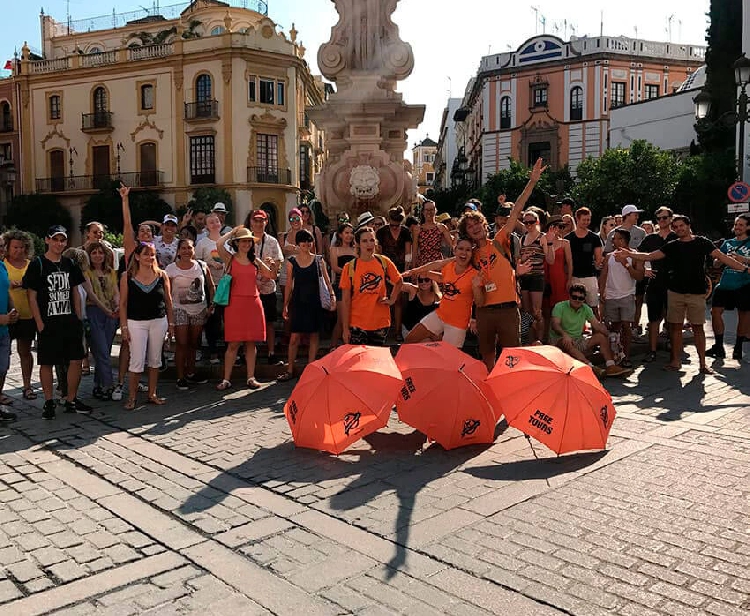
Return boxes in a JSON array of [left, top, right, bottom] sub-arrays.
[[485, 282, 497, 293]]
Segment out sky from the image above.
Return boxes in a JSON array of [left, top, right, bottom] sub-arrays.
[[2, 0, 710, 150]]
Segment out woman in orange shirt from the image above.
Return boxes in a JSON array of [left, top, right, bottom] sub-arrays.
[[405, 238, 485, 347], [340, 226, 403, 346]]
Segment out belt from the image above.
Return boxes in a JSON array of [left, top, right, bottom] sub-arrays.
[[481, 302, 518, 310]]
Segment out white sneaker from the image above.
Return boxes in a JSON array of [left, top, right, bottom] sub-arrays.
[[137, 382, 149, 392], [111, 384, 123, 401]]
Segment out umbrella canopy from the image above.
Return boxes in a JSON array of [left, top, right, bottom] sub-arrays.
[[283, 345, 403, 454], [486, 345, 615, 454], [395, 342, 501, 450]]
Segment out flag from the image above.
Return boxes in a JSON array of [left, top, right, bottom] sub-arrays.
[[3, 61, 12, 70]]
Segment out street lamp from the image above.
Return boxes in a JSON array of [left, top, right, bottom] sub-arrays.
[[694, 53, 750, 181]]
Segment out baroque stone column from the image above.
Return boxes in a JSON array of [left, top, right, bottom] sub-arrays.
[[308, 0, 425, 217]]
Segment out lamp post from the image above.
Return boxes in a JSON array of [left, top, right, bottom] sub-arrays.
[[68, 147, 77, 189], [116, 142, 125, 177], [694, 53, 750, 181]]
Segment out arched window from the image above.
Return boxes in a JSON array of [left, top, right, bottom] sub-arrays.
[[93, 87, 107, 113], [195, 74, 213, 118], [88, 46, 102, 54], [570, 86, 583, 121], [500, 97, 511, 130], [0, 102, 11, 131], [210, 26, 225, 36]]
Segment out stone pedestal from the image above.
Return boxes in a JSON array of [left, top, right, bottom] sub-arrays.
[[308, 0, 425, 218]]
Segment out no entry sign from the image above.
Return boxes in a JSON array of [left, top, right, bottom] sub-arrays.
[[728, 181, 750, 203]]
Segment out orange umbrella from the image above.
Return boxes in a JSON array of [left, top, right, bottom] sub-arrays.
[[485, 345, 616, 454], [395, 342, 501, 450], [283, 345, 403, 454]]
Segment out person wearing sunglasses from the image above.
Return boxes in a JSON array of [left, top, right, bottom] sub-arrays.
[[298, 205, 324, 255], [543, 215, 574, 339], [550, 284, 629, 377], [519, 210, 554, 343], [637, 207, 676, 362], [279, 209, 304, 303]]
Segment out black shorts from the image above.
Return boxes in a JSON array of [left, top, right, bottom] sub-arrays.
[[635, 278, 648, 297], [260, 292, 278, 324], [645, 283, 668, 323], [712, 285, 750, 312], [8, 318, 36, 341], [519, 274, 545, 293], [37, 320, 85, 366]]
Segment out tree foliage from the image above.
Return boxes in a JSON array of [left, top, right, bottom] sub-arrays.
[[701, 0, 742, 152], [572, 141, 680, 220], [81, 180, 171, 233], [186, 187, 233, 215], [6, 194, 72, 239]]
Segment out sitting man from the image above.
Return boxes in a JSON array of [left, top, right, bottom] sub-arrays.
[[550, 283, 629, 377]]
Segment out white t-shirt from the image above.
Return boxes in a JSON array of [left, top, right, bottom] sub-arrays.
[[195, 236, 224, 285], [154, 235, 179, 269], [165, 261, 207, 315], [255, 232, 283, 295], [605, 253, 636, 300]]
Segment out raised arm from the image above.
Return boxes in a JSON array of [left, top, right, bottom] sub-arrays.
[[501, 158, 547, 235], [120, 184, 136, 259], [712, 248, 750, 272], [216, 228, 238, 264]]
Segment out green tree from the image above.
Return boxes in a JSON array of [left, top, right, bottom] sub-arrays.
[[6, 194, 72, 239], [82, 180, 171, 233], [700, 0, 742, 153], [187, 187, 233, 217], [572, 140, 680, 220], [673, 150, 736, 235]]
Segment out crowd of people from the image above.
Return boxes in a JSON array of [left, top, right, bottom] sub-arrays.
[[0, 161, 748, 422]]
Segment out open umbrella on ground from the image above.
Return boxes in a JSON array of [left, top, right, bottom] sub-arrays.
[[283, 345, 403, 454], [485, 345, 615, 454], [395, 342, 501, 450]]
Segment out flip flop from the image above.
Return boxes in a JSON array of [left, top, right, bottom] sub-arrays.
[[0, 395, 13, 405], [22, 388, 37, 400], [124, 398, 136, 410], [147, 396, 166, 405], [246, 378, 261, 390], [662, 364, 682, 372], [216, 380, 232, 391]]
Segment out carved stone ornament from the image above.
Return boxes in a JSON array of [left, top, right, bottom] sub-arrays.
[[349, 165, 380, 200], [318, 0, 414, 86], [130, 118, 165, 143]]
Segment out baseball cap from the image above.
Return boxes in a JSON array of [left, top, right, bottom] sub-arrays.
[[162, 214, 178, 225], [463, 202, 478, 212], [560, 197, 576, 207], [288, 208, 303, 220], [212, 202, 228, 213], [495, 205, 512, 218], [251, 210, 268, 221], [46, 225, 68, 238], [621, 204, 643, 217]]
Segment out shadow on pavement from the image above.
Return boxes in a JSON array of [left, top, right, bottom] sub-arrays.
[[465, 449, 608, 481]]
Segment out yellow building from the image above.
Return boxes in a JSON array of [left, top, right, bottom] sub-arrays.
[[13, 0, 327, 237], [412, 137, 437, 196]]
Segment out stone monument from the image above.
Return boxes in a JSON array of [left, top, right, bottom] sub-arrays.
[[308, 0, 425, 218]]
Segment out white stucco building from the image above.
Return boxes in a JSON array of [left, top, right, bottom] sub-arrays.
[[434, 97, 462, 189]]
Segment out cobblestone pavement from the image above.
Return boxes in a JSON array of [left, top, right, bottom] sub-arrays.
[[0, 318, 749, 614]]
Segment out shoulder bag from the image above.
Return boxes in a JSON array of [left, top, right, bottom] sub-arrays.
[[213, 257, 233, 307], [315, 255, 334, 311]]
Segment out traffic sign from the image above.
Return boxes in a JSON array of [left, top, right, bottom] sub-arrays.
[[727, 202, 750, 214], [728, 181, 750, 203]]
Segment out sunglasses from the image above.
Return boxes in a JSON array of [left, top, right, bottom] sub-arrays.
[[570, 295, 586, 301], [523, 220, 537, 226], [417, 277, 431, 283], [656, 215, 671, 221], [289, 216, 301, 222]]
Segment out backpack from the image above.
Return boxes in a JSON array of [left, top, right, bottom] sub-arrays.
[[347, 254, 389, 292]]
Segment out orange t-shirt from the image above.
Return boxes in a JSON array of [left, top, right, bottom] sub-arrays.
[[472, 229, 517, 306], [340, 256, 402, 330], [436, 261, 476, 329]]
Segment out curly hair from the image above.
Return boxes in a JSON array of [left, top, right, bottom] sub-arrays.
[[1, 229, 34, 258], [62, 247, 90, 272], [457, 211, 488, 240]]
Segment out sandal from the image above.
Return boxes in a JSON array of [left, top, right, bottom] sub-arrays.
[[620, 359, 633, 369], [124, 398, 136, 410], [147, 396, 166, 405], [246, 378, 261, 390], [0, 395, 13, 405], [22, 388, 37, 400], [216, 379, 232, 391], [662, 364, 682, 372], [277, 372, 294, 382]]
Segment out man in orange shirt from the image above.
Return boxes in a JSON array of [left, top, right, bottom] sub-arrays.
[[340, 226, 403, 346], [461, 158, 546, 370]]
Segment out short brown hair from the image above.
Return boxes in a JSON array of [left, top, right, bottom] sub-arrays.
[[575, 207, 592, 220]]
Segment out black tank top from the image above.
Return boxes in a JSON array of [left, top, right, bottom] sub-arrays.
[[335, 254, 355, 286], [127, 276, 166, 321], [403, 293, 439, 330]]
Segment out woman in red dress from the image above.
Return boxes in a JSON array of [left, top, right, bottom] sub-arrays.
[[543, 215, 574, 341], [215, 226, 274, 391]]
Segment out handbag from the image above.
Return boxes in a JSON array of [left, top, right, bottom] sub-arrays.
[[315, 256, 334, 311], [213, 258, 233, 307]]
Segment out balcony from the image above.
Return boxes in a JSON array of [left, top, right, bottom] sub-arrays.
[[35, 170, 164, 194], [81, 112, 113, 133], [247, 166, 292, 185], [184, 100, 218, 121]]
